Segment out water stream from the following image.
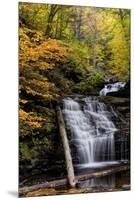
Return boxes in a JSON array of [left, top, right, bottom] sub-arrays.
[[62, 91, 128, 189], [62, 96, 117, 169], [100, 82, 126, 96]]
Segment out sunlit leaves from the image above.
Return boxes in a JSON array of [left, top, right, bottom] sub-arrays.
[[108, 10, 130, 80], [19, 26, 69, 99], [19, 22, 69, 138], [18, 3, 130, 168]]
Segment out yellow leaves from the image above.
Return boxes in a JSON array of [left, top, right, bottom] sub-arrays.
[[19, 109, 44, 121], [108, 26, 130, 80], [19, 26, 68, 136], [20, 77, 55, 97], [42, 39, 69, 59], [25, 86, 53, 98], [30, 79, 55, 90], [38, 61, 54, 70], [31, 31, 44, 43], [19, 109, 44, 129], [19, 27, 69, 100], [20, 99, 28, 104], [27, 122, 42, 128], [19, 27, 69, 71], [19, 109, 29, 121]]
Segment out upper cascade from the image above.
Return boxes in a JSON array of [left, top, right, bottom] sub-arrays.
[[100, 82, 126, 96]]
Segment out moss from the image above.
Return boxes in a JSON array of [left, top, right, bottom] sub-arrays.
[[20, 142, 38, 167]]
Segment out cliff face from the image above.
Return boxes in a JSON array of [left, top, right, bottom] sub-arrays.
[[99, 95, 130, 161]]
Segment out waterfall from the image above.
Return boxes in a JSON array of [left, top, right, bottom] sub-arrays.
[[62, 96, 118, 169], [100, 82, 126, 96]]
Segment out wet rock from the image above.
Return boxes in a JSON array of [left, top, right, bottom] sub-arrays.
[[109, 77, 119, 83], [107, 81, 130, 98], [99, 96, 129, 103]]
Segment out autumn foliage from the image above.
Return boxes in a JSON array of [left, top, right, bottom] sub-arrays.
[[19, 3, 130, 168], [19, 26, 69, 137]]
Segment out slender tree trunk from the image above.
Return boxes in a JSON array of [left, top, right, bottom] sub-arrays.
[[56, 106, 76, 188], [59, 8, 63, 39], [55, 13, 60, 38], [45, 5, 60, 37], [92, 31, 97, 68], [74, 7, 83, 39]]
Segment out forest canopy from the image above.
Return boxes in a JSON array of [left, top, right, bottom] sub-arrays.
[[19, 3, 130, 167]]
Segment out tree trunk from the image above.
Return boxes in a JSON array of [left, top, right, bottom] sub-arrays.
[[56, 106, 76, 187], [45, 5, 60, 37], [74, 7, 83, 39]]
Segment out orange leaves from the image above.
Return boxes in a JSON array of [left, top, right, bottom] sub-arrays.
[[19, 109, 44, 129], [30, 31, 44, 44], [25, 86, 54, 98], [20, 77, 54, 90], [27, 122, 42, 129], [29, 79, 54, 89], [19, 27, 68, 137], [20, 76, 55, 98], [19, 27, 69, 70], [19, 27, 69, 100], [40, 39, 69, 61], [19, 109, 29, 121], [20, 99, 28, 104]]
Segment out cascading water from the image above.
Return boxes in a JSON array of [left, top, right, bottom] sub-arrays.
[[62, 96, 118, 169], [100, 82, 126, 96], [61, 81, 129, 189], [62, 94, 129, 189]]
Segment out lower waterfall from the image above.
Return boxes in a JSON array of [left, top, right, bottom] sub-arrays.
[[62, 96, 129, 189], [62, 96, 118, 169]]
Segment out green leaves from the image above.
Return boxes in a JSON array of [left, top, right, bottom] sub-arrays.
[[19, 3, 130, 169], [108, 10, 130, 81]]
